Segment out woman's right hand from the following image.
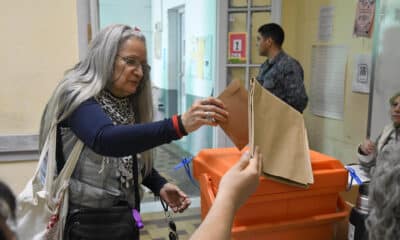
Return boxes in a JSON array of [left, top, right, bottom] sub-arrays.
[[181, 97, 228, 133], [360, 139, 375, 155]]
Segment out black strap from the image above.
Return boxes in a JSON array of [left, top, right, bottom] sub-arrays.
[[133, 155, 140, 211], [160, 199, 179, 240]]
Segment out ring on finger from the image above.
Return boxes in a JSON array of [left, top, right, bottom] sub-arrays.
[[205, 111, 215, 122]]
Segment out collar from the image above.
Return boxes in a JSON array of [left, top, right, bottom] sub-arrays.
[[268, 50, 285, 65], [100, 90, 131, 108]]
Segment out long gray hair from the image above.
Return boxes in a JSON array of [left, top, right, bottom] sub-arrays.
[[39, 24, 154, 175], [366, 143, 400, 239]]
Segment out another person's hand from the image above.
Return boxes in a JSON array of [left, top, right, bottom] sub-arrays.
[[360, 139, 375, 155], [159, 183, 191, 213], [218, 146, 262, 211], [181, 97, 228, 133]]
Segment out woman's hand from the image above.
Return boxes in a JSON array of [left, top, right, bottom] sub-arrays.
[[360, 139, 375, 155], [181, 97, 229, 133], [218, 146, 262, 211], [159, 183, 191, 213]]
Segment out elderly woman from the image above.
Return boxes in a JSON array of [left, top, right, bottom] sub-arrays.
[[38, 24, 228, 239], [358, 91, 400, 175], [366, 143, 400, 240]]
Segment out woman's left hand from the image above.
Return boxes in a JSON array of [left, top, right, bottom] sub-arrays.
[[159, 183, 191, 213]]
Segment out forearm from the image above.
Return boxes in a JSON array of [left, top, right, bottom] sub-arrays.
[[142, 168, 168, 195], [190, 194, 236, 240], [65, 99, 181, 157], [93, 120, 179, 156]]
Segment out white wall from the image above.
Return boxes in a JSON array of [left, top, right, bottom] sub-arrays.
[[151, 0, 185, 89], [0, 0, 78, 193], [99, 0, 153, 64], [0, 1, 79, 135], [151, 0, 216, 97]]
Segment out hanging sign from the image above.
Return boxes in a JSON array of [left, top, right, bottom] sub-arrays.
[[228, 32, 247, 63], [353, 0, 375, 38]]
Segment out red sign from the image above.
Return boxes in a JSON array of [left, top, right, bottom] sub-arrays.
[[228, 32, 247, 63]]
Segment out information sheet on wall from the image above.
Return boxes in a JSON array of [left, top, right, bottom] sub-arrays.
[[310, 45, 348, 120], [318, 6, 334, 42], [352, 54, 371, 93]]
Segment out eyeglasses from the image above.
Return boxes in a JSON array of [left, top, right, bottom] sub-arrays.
[[117, 55, 151, 71]]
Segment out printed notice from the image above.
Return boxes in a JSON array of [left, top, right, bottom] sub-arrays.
[[352, 54, 372, 93], [318, 6, 334, 41], [310, 45, 348, 120], [353, 0, 375, 37]]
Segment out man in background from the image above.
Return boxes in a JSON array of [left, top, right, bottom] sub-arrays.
[[256, 23, 308, 113]]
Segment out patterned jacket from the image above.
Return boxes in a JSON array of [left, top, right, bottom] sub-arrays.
[[256, 51, 308, 113]]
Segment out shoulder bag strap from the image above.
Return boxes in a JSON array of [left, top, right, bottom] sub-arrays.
[[133, 155, 140, 211]]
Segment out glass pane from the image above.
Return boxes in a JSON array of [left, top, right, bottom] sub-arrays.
[[252, 0, 271, 7], [228, 13, 247, 63], [228, 13, 247, 32], [230, 0, 248, 8], [369, 0, 400, 138], [227, 68, 246, 85], [249, 67, 260, 81], [250, 11, 271, 64]]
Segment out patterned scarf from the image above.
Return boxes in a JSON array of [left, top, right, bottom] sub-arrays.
[[95, 90, 136, 188]]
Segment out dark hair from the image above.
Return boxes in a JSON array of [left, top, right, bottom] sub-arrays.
[[0, 181, 16, 221], [257, 23, 285, 46]]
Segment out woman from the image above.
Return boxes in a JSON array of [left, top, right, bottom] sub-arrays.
[[38, 24, 228, 239], [366, 144, 400, 240], [358, 91, 400, 175]]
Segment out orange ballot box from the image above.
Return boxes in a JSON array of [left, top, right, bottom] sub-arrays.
[[193, 148, 350, 240]]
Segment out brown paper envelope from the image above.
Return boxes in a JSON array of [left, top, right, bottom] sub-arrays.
[[250, 79, 313, 187], [217, 79, 249, 150]]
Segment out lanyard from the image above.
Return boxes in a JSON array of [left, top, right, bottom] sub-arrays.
[[161, 199, 179, 240]]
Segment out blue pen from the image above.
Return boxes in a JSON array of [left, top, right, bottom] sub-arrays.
[[132, 208, 144, 229]]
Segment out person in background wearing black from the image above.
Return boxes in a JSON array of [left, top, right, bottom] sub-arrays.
[[256, 23, 308, 113]]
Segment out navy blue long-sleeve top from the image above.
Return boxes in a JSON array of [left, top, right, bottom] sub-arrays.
[[57, 98, 180, 194], [59, 98, 181, 156]]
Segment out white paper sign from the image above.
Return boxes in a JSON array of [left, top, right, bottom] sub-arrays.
[[352, 54, 371, 93], [318, 6, 334, 41], [310, 45, 348, 120]]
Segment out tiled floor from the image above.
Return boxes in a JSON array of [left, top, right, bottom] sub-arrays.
[[140, 207, 201, 240], [141, 143, 202, 239], [142, 143, 200, 202]]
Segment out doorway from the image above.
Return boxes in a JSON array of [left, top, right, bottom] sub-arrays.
[[168, 6, 186, 117]]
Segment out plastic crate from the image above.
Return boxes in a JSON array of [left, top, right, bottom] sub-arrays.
[[199, 173, 350, 240], [193, 147, 348, 226]]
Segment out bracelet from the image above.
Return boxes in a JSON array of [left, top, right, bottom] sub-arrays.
[[177, 115, 188, 136], [172, 115, 183, 138]]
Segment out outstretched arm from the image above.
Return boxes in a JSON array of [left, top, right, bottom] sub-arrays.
[[189, 147, 262, 240]]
